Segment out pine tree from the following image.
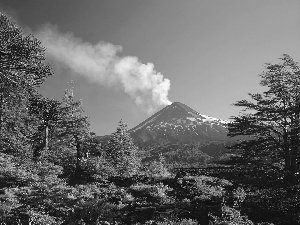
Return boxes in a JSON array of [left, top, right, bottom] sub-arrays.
[[57, 84, 90, 178], [29, 94, 61, 160], [228, 54, 300, 178], [0, 13, 53, 154], [105, 120, 140, 177]]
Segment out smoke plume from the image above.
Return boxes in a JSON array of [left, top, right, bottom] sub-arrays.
[[36, 25, 172, 114]]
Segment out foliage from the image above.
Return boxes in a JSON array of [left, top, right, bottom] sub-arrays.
[[0, 161, 67, 224], [209, 205, 255, 225], [70, 200, 122, 225], [0, 13, 52, 88], [0, 153, 33, 188], [165, 143, 216, 168], [58, 85, 90, 145], [243, 184, 300, 225], [232, 187, 246, 209], [0, 12, 53, 154], [130, 182, 174, 204], [26, 210, 61, 225], [147, 153, 172, 178], [172, 175, 232, 202], [29, 94, 62, 160], [141, 142, 224, 169], [147, 218, 198, 225], [104, 120, 141, 177], [228, 54, 300, 177], [54, 85, 91, 180], [80, 155, 117, 181]]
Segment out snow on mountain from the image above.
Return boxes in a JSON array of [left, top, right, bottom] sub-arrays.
[[130, 102, 229, 143]]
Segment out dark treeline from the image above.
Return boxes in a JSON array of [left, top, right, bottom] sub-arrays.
[[0, 12, 299, 225]]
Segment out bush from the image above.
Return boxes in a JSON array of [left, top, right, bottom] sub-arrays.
[[209, 205, 254, 225], [130, 183, 174, 204], [147, 154, 172, 178], [146, 218, 198, 225], [68, 200, 122, 224], [172, 175, 232, 201], [82, 156, 117, 181]]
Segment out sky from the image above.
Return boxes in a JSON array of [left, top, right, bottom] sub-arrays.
[[1, 0, 299, 135]]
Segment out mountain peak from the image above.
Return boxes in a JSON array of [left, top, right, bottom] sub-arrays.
[[170, 101, 192, 109], [168, 102, 199, 114], [130, 102, 229, 142], [170, 101, 183, 106]]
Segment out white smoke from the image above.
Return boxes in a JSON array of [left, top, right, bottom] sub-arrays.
[[36, 25, 172, 114]]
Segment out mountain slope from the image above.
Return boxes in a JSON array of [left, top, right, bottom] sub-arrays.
[[130, 102, 229, 144], [97, 102, 231, 165]]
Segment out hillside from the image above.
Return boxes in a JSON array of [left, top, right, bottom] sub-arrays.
[[97, 102, 232, 165], [130, 102, 229, 144]]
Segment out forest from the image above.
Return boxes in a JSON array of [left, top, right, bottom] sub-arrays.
[[0, 12, 300, 225]]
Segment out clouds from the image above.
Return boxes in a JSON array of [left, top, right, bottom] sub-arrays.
[[36, 25, 171, 114]]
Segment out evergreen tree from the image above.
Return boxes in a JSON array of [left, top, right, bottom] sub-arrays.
[[57, 84, 90, 178], [29, 94, 61, 160], [0, 13, 53, 154], [228, 54, 300, 178], [105, 120, 140, 177]]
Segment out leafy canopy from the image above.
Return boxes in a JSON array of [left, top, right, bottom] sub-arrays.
[[228, 54, 300, 176]]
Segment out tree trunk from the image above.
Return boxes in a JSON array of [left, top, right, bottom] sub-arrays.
[[291, 94, 300, 177], [283, 132, 293, 181], [33, 125, 49, 161], [0, 90, 3, 150], [75, 136, 82, 178], [0, 84, 5, 144], [291, 157, 297, 174], [283, 133, 291, 172], [44, 125, 49, 150], [290, 129, 298, 177], [33, 141, 43, 161]]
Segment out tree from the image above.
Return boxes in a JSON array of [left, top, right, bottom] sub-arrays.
[[228, 54, 300, 178], [57, 85, 90, 178], [0, 13, 53, 153], [29, 94, 61, 160], [104, 120, 141, 177], [0, 13, 52, 89]]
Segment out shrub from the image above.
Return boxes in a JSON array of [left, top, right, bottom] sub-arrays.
[[209, 205, 254, 225], [146, 218, 198, 225], [27, 210, 62, 225], [233, 187, 246, 208], [173, 175, 232, 201], [68, 200, 122, 224], [147, 154, 172, 178], [81, 156, 117, 181], [130, 183, 174, 204]]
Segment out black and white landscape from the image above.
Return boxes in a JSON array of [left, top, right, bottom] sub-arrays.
[[0, 1, 300, 225]]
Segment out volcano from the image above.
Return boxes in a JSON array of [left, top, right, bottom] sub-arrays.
[[130, 102, 229, 144], [97, 102, 231, 164]]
